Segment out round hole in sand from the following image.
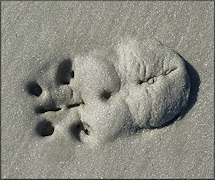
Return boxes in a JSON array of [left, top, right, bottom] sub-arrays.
[[26, 81, 42, 97], [100, 90, 112, 100], [36, 120, 54, 137]]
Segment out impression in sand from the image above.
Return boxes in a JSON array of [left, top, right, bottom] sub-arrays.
[[26, 37, 191, 146]]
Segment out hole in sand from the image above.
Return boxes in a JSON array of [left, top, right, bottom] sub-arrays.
[[35, 106, 61, 113], [70, 121, 90, 142], [71, 70, 74, 78], [36, 120, 54, 137], [67, 104, 81, 108], [56, 59, 72, 85], [138, 80, 144, 85], [100, 90, 112, 100], [84, 128, 90, 135], [66, 101, 85, 109], [26, 81, 42, 97]]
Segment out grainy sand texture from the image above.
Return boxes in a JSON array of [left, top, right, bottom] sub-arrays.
[[2, 1, 214, 179]]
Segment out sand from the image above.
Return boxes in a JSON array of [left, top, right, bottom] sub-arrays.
[[2, 1, 214, 179]]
